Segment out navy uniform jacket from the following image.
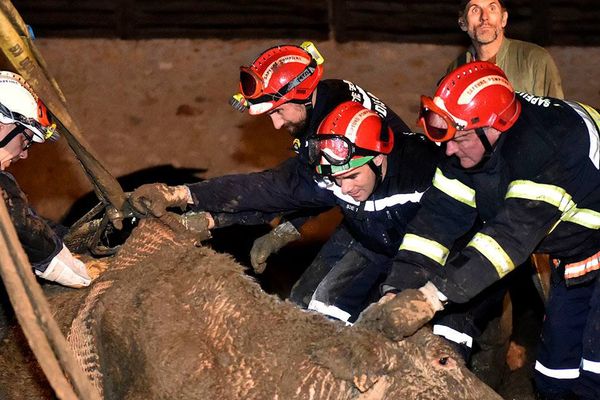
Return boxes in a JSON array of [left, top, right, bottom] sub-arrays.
[[187, 79, 442, 257], [385, 94, 600, 303], [0, 171, 62, 273]]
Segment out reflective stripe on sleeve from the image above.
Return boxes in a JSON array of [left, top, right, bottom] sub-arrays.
[[399, 233, 449, 266], [307, 300, 352, 324], [467, 233, 515, 277], [433, 324, 473, 348], [506, 180, 574, 211], [535, 360, 580, 380], [506, 180, 600, 229], [582, 359, 600, 374], [562, 207, 600, 229], [432, 168, 476, 208]]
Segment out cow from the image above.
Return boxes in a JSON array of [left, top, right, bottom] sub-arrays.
[[0, 216, 501, 400]]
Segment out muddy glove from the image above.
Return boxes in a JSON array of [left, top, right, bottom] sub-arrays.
[[35, 244, 91, 288], [129, 183, 191, 217], [250, 221, 301, 274], [356, 282, 445, 341], [178, 211, 213, 242]]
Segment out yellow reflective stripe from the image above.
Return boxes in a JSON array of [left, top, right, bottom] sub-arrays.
[[432, 168, 476, 208], [467, 233, 515, 277], [399, 233, 449, 266], [506, 180, 600, 229], [506, 180, 574, 211], [562, 207, 600, 229]]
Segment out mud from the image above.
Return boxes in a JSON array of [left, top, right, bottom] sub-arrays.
[[0, 217, 500, 400]]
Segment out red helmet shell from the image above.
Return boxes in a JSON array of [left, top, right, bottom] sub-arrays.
[[242, 45, 323, 115], [318, 101, 394, 155], [434, 61, 521, 132]]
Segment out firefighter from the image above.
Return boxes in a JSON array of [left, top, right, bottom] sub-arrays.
[[358, 61, 600, 399], [130, 101, 441, 323], [0, 71, 91, 288]]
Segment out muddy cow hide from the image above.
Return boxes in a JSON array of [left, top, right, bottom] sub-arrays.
[[0, 217, 502, 400]]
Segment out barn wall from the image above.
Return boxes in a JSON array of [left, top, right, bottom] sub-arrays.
[[12, 0, 600, 46]]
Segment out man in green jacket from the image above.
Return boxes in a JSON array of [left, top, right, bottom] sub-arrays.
[[449, 0, 564, 98]]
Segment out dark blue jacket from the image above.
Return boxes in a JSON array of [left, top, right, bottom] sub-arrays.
[[385, 95, 600, 302], [187, 79, 441, 257], [0, 171, 61, 272]]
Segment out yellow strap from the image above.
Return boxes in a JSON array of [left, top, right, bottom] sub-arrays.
[[467, 233, 515, 277], [432, 168, 477, 208], [400, 233, 449, 266]]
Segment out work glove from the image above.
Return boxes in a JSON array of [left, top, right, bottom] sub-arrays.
[[250, 221, 301, 274], [129, 183, 191, 217], [35, 244, 91, 288], [178, 211, 212, 242], [356, 282, 445, 341]]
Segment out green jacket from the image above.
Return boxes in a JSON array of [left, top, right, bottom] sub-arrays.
[[447, 37, 564, 99]]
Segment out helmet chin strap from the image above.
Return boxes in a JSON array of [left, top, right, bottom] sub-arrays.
[[366, 158, 383, 194], [475, 127, 494, 164]]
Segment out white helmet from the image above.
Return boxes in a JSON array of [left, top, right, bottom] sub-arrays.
[[0, 70, 57, 143]]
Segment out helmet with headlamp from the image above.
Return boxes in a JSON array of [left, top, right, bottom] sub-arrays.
[[417, 61, 521, 143], [309, 101, 393, 177], [0, 70, 58, 149], [230, 41, 324, 115]]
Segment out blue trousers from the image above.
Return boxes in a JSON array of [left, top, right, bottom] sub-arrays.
[[289, 225, 391, 323], [534, 272, 600, 399]]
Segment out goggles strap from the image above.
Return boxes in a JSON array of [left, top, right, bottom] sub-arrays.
[[279, 58, 317, 96], [0, 124, 27, 148], [0, 102, 13, 120]]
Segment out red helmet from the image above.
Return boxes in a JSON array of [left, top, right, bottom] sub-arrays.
[[232, 42, 324, 115], [417, 61, 521, 142], [310, 101, 394, 176]]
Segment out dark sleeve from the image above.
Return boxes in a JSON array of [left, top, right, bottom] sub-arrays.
[[210, 210, 281, 228], [383, 165, 479, 294], [0, 173, 62, 273], [432, 156, 578, 303], [187, 157, 337, 215]]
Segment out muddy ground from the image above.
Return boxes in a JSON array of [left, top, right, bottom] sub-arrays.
[[3, 39, 600, 398]]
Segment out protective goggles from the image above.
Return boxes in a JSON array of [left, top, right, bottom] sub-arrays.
[[307, 135, 378, 173], [0, 101, 58, 142], [239, 57, 318, 104], [417, 95, 464, 142]]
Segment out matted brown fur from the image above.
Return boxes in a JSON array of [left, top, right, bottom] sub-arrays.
[[0, 218, 502, 399]]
